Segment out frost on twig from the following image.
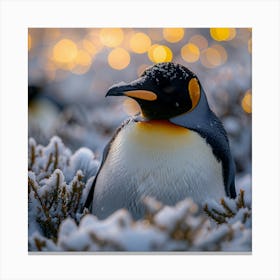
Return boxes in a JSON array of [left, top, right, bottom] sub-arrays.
[[204, 189, 251, 226], [28, 136, 251, 252], [28, 137, 98, 242], [29, 193, 251, 252]]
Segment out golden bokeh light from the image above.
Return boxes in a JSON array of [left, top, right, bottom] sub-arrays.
[[148, 44, 173, 63], [210, 28, 236, 41], [163, 28, 184, 43], [28, 33, 32, 51], [200, 48, 221, 68], [52, 39, 93, 74], [189, 34, 208, 50], [129, 32, 151, 54], [181, 43, 200, 63], [242, 90, 252, 113], [71, 49, 92, 75], [82, 39, 98, 56], [206, 48, 221, 66], [148, 44, 159, 61], [71, 64, 92, 75], [200, 45, 227, 68], [108, 48, 130, 70], [52, 39, 78, 64], [211, 44, 227, 64], [59, 62, 76, 71], [87, 31, 104, 52], [100, 28, 124, 48], [75, 49, 92, 66]]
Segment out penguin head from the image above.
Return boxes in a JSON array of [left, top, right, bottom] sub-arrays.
[[106, 62, 203, 120]]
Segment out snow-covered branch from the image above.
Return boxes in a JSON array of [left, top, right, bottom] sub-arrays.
[[28, 137, 251, 252]]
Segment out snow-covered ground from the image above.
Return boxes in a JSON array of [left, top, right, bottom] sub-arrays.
[[28, 136, 251, 252]]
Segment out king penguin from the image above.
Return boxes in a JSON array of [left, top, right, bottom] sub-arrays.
[[84, 62, 236, 220]]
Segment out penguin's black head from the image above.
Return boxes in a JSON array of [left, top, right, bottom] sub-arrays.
[[106, 62, 202, 120]]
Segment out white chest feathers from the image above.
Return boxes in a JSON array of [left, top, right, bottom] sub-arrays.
[[92, 120, 225, 219]]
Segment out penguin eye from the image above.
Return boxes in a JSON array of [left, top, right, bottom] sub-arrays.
[[188, 78, 200, 110]]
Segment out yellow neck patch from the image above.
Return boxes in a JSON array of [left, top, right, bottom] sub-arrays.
[[136, 120, 188, 135], [126, 120, 190, 150], [124, 90, 157, 101], [188, 78, 200, 110]]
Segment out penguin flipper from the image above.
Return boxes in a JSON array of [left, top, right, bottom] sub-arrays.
[[170, 109, 236, 199], [83, 142, 111, 211], [83, 118, 132, 211]]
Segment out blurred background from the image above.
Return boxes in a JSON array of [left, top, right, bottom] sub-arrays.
[[28, 28, 252, 177]]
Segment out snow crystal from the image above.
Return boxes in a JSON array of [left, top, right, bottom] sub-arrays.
[[38, 169, 65, 196], [29, 137, 37, 147], [28, 136, 252, 252], [115, 224, 167, 251], [58, 210, 167, 251], [236, 174, 252, 206], [154, 198, 197, 230], [230, 208, 251, 227], [28, 171, 37, 182], [222, 196, 237, 211], [205, 198, 225, 213], [29, 232, 58, 251], [59, 217, 78, 237], [79, 214, 98, 229], [31, 135, 72, 180], [59, 230, 94, 251], [83, 209, 133, 235], [44, 136, 65, 156], [142, 196, 163, 214], [142, 62, 195, 84], [65, 147, 98, 182], [195, 223, 229, 250], [221, 221, 252, 252]]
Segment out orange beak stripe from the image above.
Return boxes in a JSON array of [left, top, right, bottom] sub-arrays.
[[124, 90, 157, 101]]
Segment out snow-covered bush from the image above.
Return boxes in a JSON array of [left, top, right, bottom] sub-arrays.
[[28, 137, 251, 252], [28, 136, 98, 239]]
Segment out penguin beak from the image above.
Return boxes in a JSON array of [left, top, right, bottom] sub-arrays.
[[106, 77, 158, 101]]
